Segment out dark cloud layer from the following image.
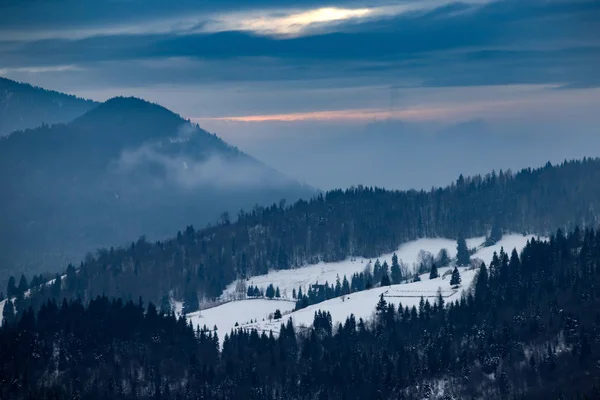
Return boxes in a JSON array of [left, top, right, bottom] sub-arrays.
[[1, 0, 598, 90]]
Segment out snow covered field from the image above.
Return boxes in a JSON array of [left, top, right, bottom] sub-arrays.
[[241, 265, 479, 335], [186, 298, 296, 337], [206, 234, 542, 336], [222, 236, 484, 301]]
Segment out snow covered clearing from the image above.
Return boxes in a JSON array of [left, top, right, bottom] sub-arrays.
[[222, 236, 484, 301], [203, 234, 542, 336], [186, 298, 296, 337], [240, 265, 479, 335]]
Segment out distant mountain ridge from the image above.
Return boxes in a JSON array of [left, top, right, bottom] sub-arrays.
[[0, 92, 313, 283], [0, 77, 97, 136]]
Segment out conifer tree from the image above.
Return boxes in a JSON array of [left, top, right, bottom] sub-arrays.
[[391, 253, 402, 284], [342, 276, 351, 295], [429, 263, 439, 279], [380, 273, 391, 287], [273, 309, 282, 320], [2, 300, 15, 325], [376, 294, 387, 314], [266, 284, 275, 299], [51, 273, 61, 299], [456, 234, 471, 266], [450, 267, 462, 286], [18, 274, 28, 294], [275, 287, 281, 298], [182, 288, 199, 314]]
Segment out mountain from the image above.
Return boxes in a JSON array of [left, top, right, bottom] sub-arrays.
[[0, 77, 97, 136], [0, 96, 313, 283]]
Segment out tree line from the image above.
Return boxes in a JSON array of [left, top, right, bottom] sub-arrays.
[[2, 227, 600, 399], [8, 158, 600, 318]]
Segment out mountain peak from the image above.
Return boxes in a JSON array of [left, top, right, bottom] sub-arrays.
[[0, 76, 97, 136]]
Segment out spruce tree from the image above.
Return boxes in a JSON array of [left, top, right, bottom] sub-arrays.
[[51, 273, 61, 299], [429, 263, 439, 279], [391, 253, 402, 284], [2, 300, 15, 325], [275, 287, 281, 298], [266, 284, 275, 299], [182, 288, 199, 314], [450, 267, 462, 286], [436, 248, 450, 267], [273, 309, 282, 320], [376, 294, 387, 314], [380, 273, 391, 287], [456, 234, 471, 266], [486, 223, 503, 246], [342, 276, 351, 295], [18, 274, 28, 294], [6, 276, 16, 298]]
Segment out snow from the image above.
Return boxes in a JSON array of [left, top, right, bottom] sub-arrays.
[[242, 266, 479, 335], [0, 299, 6, 324], [222, 236, 485, 301], [186, 298, 296, 338], [206, 234, 543, 336]]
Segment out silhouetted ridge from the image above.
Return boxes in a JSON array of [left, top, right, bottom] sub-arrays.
[[0, 76, 97, 136]]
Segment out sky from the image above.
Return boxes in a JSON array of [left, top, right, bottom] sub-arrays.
[[1, 0, 599, 190]]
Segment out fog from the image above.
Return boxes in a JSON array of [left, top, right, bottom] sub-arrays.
[[204, 117, 600, 191]]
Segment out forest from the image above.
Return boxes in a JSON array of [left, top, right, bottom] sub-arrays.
[[1, 227, 600, 399], [7, 158, 600, 316]]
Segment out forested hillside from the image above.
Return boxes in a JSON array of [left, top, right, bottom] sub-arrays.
[[0, 77, 97, 136], [0, 96, 312, 284], [2, 228, 600, 399], [11, 158, 600, 313]]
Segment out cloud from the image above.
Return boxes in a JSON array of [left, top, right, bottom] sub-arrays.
[[0, 1, 493, 41], [113, 124, 290, 190]]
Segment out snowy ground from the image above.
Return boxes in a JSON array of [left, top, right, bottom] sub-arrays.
[[222, 236, 484, 301], [240, 265, 478, 335], [186, 298, 296, 337], [206, 234, 542, 336]]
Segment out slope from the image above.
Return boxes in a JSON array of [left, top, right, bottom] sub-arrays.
[[192, 234, 540, 336], [0, 77, 97, 136], [0, 96, 312, 283]]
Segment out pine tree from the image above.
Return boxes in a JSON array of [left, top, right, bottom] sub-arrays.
[[2, 300, 15, 325], [486, 223, 503, 246], [51, 273, 61, 299], [18, 274, 28, 295], [6, 276, 16, 298], [247, 285, 254, 298], [429, 263, 439, 279], [380, 273, 391, 286], [183, 288, 199, 314], [373, 260, 382, 283], [292, 288, 297, 299], [391, 253, 402, 284], [266, 284, 275, 299], [335, 275, 342, 297], [475, 263, 488, 296], [436, 248, 450, 267], [274, 309, 282, 320], [275, 287, 281, 298], [342, 276, 351, 295], [450, 267, 462, 286], [456, 234, 471, 266], [376, 294, 387, 314]]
